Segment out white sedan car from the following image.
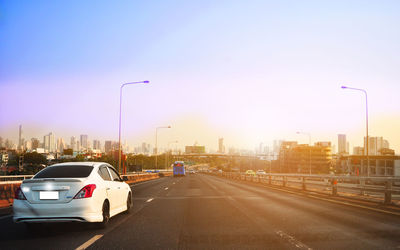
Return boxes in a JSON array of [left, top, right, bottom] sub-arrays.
[[13, 162, 132, 229]]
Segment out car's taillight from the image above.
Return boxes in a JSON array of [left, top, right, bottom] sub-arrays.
[[14, 187, 26, 200], [74, 184, 96, 199]]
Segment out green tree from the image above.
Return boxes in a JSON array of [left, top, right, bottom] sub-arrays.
[[23, 152, 47, 165]]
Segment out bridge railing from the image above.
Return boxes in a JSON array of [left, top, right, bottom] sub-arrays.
[[217, 172, 400, 205], [0, 172, 172, 209], [0, 175, 34, 182]]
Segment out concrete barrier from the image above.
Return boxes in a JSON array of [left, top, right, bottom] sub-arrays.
[[0, 172, 172, 208]]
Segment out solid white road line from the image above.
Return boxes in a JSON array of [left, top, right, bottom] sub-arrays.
[[164, 187, 169, 190], [75, 234, 103, 250], [146, 198, 154, 203]]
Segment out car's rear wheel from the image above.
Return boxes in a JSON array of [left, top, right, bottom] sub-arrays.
[[96, 201, 110, 229], [125, 192, 132, 213], [25, 223, 42, 232]]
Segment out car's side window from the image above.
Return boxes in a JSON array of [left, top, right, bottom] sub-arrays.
[[108, 167, 121, 182], [98, 166, 112, 181]]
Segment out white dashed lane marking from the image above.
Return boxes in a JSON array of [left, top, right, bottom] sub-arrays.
[[146, 198, 154, 203], [275, 230, 312, 250], [75, 234, 103, 250]]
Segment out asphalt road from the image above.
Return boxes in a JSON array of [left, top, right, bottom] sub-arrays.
[[1, 174, 400, 249]]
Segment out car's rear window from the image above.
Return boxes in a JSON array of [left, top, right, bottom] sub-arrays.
[[34, 165, 94, 178]]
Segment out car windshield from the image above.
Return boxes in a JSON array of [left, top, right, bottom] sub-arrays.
[[34, 165, 93, 178]]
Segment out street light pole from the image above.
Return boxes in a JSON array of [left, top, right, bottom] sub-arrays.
[[297, 131, 312, 174], [155, 126, 171, 169], [118, 80, 149, 174], [341, 86, 369, 176]]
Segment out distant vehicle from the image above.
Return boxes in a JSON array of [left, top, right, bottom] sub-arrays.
[[245, 170, 256, 176], [188, 169, 195, 174], [173, 161, 186, 177], [13, 162, 132, 229], [256, 170, 267, 175]]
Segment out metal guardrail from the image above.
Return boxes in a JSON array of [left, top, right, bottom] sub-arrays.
[[0, 175, 34, 182], [0, 171, 171, 182], [218, 172, 400, 205], [0, 172, 172, 208]]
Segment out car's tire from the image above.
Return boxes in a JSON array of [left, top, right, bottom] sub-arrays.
[[125, 192, 132, 214], [25, 223, 42, 232], [96, 201, 110, 229]]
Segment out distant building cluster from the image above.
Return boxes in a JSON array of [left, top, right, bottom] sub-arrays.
[[185, 145, 206, 154], [278, 141, 333, 174], [1, 125, 400, 176], [337, 134, 392, 156]]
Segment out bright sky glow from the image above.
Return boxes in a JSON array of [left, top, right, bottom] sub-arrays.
[[1, 1, 400, 152]]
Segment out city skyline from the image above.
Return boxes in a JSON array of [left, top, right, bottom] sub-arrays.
[[1, 1, 400, 153], [0, 124, 396, 156]]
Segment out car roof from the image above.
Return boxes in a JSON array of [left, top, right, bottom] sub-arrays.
[[48, 162, 108, 168]]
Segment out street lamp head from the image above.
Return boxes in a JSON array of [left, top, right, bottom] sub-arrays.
[[341, 86, 347, 89], [168, 126, 171, 128], [143, 80, 150, 83]]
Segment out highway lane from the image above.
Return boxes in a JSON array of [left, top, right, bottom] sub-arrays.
[[88, 173, 400, 249], [1, 174, 400, 249], [0, 176, 176, 250], [204, 174, 400, 249]]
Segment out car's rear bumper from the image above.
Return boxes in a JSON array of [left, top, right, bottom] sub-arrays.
[[13, 199, 103, 223]]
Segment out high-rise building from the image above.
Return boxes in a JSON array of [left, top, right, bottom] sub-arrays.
[[338, 134, 348, 155], [70, 136, 76, 151], [364, 136, 391, 155], [258, 142, 263, 155], [80, 135, 88, 149], [24, 140, 32, 151], [43, 135, 49, 150], [93, 140, 101, 150], [18, 125, 23, 151], [31, 138, 40, 150], [49, 133, 55, 152], [264, 146, 270, 155], [105, 140, 113, 154], [273, 140, 283, 155], [142, 142, 147, 154], [218, 138, 225, 154], [4, 139, 14, 149], [57, 138, 66, 152], [43, 132, 56, 153]]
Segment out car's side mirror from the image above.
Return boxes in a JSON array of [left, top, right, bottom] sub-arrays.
[[122, 176, 128, 182]]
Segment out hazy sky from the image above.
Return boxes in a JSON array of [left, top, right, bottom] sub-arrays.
[[1, 1, 400, 152]]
